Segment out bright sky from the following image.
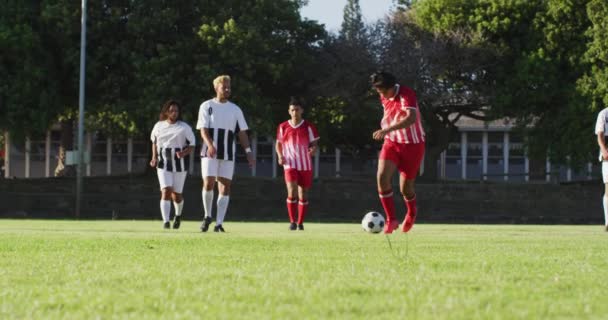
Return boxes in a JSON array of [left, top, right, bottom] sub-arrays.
[[300, 0, 395, 33]]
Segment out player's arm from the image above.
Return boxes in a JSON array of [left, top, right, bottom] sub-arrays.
[[150, 143, 158, 167], [200, 128, 216, 158], [275, 139, 285, 165], [177, 128, 196, 159], [373, 108, 417, 140], [237, 131, 255, 167], [598, 132, 608, 161], [308, 139, 319, 156], [176, 146, 193, 159]]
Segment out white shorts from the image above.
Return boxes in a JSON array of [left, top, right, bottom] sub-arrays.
[[603, 161, 608, 183], [201, 158, 234, 180], [157, 169, 187, 193]]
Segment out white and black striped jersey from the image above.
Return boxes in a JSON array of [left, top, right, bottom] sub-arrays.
[[196, 99, 249, 161], [150, 120, 196, 172]]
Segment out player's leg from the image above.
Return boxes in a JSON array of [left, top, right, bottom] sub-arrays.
[[284, 170, 298, 230], [399, 142, 425, 233], [377, 158, 399, 233], [604, 183, 608, 232], [603, 161, 608, 231], [171, 172, 187, 229], [296, 170, 313, 230], [157, 169, 173, 229], [200, 158, 218, 232], [400, 176, 417, 232], [214, 160, 235, 232]]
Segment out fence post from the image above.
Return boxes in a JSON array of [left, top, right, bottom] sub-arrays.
[[335, 148, 341, 177], [460, 131, 467, 180], [189, 146, 195, 175], [545, 157, 551, 182], [251, 135, 257, 177], [127, 137, 133, 173], [86, 132, 92, 176], [482, 132, 488, 181], [272, 138, 277, 179], [45, 130, 51, 177], [314, 149, 319, 179], [440, 151, 446, 180], [106, 137, 112, 175], [25, 136, 31, 178], [566, 156, 572, 182], [4, 131, 10, 178], [503, 132, 509, 181]]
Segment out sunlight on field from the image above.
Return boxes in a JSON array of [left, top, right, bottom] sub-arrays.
[[1, 220, 607, 319]]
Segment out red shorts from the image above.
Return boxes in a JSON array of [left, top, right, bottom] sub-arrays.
[[284, 169, 313, 189], [379, 140, 425, 180]]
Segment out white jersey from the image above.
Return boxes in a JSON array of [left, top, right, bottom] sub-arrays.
[[196, 99, 249, 161], [595, 108, 608, 161], [150, 120, 196, 172]]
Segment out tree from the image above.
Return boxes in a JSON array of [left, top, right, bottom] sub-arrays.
[[340, 0, 366, 44], [578, 0, 608, 111], [409, 0, 596, 171]]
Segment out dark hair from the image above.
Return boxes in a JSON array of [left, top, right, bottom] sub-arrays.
[[370, 71, 396, 89], [289, 96, 304, 108], [159, 99, 181, 121]]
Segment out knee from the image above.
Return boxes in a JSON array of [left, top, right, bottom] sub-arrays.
[[377, 174, 391, 190], [161, 189, 172, 200]]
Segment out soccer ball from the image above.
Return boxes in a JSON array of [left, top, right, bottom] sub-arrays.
[[361, 211, 385, 233]]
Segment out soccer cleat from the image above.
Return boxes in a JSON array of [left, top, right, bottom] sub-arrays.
[[163, 221, 170, 229], [289, 222, 297, 230], [401, 211, 417, 233], [214, 225, 225, 233], [298, 224, 304, 231], [383, 219, 399, 234], [200, 216, 212, 232], [173, 216, 181, 229]]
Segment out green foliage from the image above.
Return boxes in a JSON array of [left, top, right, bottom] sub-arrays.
[[1, 0, 325, 141], [578, 0, 608, 110], [411, 0, 600, 166]]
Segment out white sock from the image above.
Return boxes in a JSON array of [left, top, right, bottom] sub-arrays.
[[174, 200, 183, 217], [160, 200, 171, 223], [202, 189, 214, 218], [216, 195, 230, 226], [603, 196, 608, 226]]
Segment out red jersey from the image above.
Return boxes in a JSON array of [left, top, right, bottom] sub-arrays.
[[379, 84, 425, 144], [276, 119, 320, 171]]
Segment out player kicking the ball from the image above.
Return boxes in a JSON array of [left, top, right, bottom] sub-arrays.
[[275, 97, 320, 230], [370, 71, 425, 234]]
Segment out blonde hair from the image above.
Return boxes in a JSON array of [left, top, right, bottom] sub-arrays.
[[213, 75, 231, 88]]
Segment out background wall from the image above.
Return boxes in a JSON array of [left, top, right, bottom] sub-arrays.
[[0, 174, 602, 224]]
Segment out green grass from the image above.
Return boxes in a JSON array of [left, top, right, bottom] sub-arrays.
[[1, 220, 607, 319]]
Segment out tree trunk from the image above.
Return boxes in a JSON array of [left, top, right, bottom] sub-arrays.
[[54, 119, 75, 177]]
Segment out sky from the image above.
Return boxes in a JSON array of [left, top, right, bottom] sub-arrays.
[[300, 0, 395, 33]]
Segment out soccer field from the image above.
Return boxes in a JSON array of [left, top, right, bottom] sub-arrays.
[[1, 220, 607, 319]]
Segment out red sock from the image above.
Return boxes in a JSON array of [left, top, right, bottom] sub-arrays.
[[287, 197, 297, 223], [297, 200, 308, 225], [405, 195, 417, 218], [379, 190, 396, 221], [402, 195, 418, 232]]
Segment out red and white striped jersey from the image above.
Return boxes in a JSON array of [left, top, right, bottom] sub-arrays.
[[379, 84, 425, 144], [276, 119, 320, 171]]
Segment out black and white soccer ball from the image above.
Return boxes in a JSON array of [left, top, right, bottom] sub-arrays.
[[361, 211, 385, 233]]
